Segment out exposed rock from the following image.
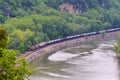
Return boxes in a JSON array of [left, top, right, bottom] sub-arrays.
[[59, 3, 75, 14], [59, 3, 83, 15]]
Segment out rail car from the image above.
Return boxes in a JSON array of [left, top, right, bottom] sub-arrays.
[[106, 28, 120, 33], [29, 28, 120, 51]]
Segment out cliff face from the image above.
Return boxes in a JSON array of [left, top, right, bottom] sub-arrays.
[[59, 3, 84, 14], [59, 3, 75, 14], [59, 0, 111, 14]]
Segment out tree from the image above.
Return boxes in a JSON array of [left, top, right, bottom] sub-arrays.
[[0, 15, 5, 24], [8, 29, 34, 52], [0, 28, 32, 80], [0, 28, 7, 49], [115, 36, 120, 54]]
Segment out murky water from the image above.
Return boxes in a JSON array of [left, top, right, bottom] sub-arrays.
[[30, 40, 120, 80]]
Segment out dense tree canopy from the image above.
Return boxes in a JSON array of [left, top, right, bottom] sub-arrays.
[[0, 0, 120, 52]]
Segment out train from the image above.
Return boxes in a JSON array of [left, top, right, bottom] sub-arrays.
[[30, 28, 120, 51]]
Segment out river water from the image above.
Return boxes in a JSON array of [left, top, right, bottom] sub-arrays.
[[30, 40, 120, 80]]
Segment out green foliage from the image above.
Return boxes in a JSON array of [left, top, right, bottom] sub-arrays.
[[115, 36, 120, 54], [9, 29, 34, 52], [0, 50, 32, 80], [44, 0, 62, 9], [0, 15, 6, 24], [0, 28, 32, 80], [0, 28, 7, 49], [0, 0, 120, 52]]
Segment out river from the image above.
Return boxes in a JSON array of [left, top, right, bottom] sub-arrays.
[[30, 40, 120, 80]]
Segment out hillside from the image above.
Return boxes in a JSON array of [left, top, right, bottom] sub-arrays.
[[0, 0, 120, 52]]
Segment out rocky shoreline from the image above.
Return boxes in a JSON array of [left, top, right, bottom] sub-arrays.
[[22, 31, 120, 63]]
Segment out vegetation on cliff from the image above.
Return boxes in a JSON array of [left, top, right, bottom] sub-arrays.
[[0, 28, 32, 80], [0, 0, 120, 52], [115, 36, 120, 54]]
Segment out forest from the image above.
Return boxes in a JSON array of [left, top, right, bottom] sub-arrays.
[[0, 0, 120, 53]]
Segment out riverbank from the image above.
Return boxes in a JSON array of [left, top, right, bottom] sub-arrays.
[[23, 31, 120, 63]]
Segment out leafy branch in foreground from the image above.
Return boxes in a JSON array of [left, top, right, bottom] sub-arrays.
[[0, 28, 32, 80]]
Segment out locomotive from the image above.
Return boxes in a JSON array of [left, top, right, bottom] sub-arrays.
[[30, 42, 45, 50]]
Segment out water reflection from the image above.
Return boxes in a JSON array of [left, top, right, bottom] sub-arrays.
[[30, 40, 120, 80]]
